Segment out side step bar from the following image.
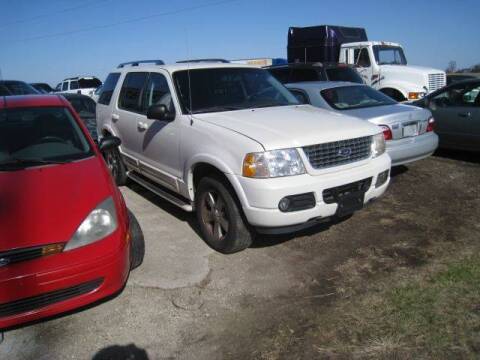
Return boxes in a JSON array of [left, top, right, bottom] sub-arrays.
[[127, 171, 193, 212]]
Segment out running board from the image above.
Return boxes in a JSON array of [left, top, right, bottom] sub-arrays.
[[127, 171, 193, 212]]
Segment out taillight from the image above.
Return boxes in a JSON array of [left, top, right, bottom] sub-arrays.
[[426, 117, 435, 132], [379, 125, 392, 140]]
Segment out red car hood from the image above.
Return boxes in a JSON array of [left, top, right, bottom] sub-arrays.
[[0, 156, 114, 252]]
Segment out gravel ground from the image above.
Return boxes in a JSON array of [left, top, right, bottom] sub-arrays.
[[2, 151, 479, 360]]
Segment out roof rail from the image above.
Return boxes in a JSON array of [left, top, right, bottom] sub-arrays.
[[117, 60, 165, 68], [176, 58, 230, 64]]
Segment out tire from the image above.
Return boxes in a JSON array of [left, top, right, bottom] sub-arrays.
[[195, 176, 253, 254], [103, 147, 128, 186], [128, 210, 145, 270]]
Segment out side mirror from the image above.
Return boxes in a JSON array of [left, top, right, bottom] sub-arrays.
[[147, 104, 175, 122], [99, 136, 121, 152]]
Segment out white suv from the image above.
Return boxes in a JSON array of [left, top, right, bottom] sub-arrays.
[[97, 60, 391, 253], [56, 76, 102, 97]]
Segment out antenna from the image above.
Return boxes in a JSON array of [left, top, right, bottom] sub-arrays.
[[185, 28, 194, 121]]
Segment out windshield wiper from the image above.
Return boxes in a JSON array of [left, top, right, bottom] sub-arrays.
[[192, 105, 245, 114], [0, 158, 71, 169]]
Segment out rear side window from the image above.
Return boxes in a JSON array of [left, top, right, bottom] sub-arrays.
[[289, 68, 325, 83], [98, 73, 120, 105], [70, 81, 79, 90], [78, 78, 102, 89], [118, 72, 148, 112], [289, 89, 310, 104], [62, 82, 68, 91]]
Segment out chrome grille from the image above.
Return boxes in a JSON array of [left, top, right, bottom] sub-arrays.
[[428, 73, 446, 92], [303, 136, 372, 169]]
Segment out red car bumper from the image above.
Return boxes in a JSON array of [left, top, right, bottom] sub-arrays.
[[0, 230, 130, 330]]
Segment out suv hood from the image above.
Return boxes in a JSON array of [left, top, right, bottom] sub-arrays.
[[0, 157, 114, 252], [195, 105, 380, 150]]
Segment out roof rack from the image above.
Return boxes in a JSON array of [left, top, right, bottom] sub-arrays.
[[176, 58, 230, 64], [117, 60, 165, 68]]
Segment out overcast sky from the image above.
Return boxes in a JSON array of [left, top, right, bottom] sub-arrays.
[[1, 0, 478, 85]]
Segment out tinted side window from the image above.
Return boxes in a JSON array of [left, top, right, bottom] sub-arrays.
[[62, 82, 68, 91], [143, 73, 174, 113], [118, 72, 148, 112], [289, 89, 309, 104], [98, 73, 120, 105], [326, 67, 364, 84], [268, 68, 291, 84], [70, 81, 79, 90], [354, 48, 371, 67], [289, 68, 324, 83]]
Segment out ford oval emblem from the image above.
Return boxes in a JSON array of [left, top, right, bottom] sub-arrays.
[[0, 258, 10, 267], [338, 147, 352, 157]]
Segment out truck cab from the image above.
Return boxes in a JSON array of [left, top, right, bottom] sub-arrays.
[[339, 41, 446, 101]]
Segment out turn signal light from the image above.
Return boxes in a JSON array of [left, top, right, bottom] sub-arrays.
[[379, 125, 393, 141], [426, 117, 435, 132], [242, 153, 257, 177], [41, 243, 65, 257], [408, 92, 421, 100]]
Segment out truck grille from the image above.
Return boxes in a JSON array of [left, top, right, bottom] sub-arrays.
[[303, 136, 372, 170], [428, 73, 446, 92]]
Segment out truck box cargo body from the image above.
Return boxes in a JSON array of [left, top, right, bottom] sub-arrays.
[[287, 25, 446, 101]]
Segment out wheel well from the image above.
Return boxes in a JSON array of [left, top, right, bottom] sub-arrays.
[[380, 88, 406, 102], [102, 129, 112, 137], [192, 163, 229, 193]]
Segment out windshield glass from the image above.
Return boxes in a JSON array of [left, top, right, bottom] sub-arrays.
[[321, 85, 396, 110], [373, 45, 407, 65], [0, 81, 39, 95], [0, 107, 93, 170], [78, 78, 102, 89], [326, 67, 364, 84], [173, 67, 299, 114]]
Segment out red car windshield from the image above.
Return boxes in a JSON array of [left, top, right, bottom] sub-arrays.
[[0, 106, 93, 170]]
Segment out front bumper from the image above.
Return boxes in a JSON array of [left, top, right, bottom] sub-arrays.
[[0, 231, 130, 330], [387, 132, 438, 166], [227, 153, 391, 229]]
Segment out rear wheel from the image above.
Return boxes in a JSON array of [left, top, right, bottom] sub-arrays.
[[104, 147, 128, 186], [195, 177, 253, 253]]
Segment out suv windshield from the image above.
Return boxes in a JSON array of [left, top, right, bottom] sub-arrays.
[[373, 45, 407, 65], [321, 85, 396, 110], [173, 68, 299, 114], [78, 78, 102, 89], [0, 81, 39, 96], [0, 107, 93, 170], [326, 67, 364, 84]]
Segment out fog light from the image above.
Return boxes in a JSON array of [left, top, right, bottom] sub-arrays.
[[375, 170, 390, 188], [278, 197, 291, 212]]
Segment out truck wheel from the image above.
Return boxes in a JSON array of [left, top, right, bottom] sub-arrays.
[[104, 147, 128, 186], [128, 210, 145, 270], [195, 176, 253, 253]]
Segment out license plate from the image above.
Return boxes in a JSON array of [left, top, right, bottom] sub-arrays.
[[335, 192, 364, 217], [402, 124, 418, 137]]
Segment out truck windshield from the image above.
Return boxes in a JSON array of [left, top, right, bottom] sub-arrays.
[[0, 107, 93, 170], [373, 45, 407, 65], [321, 85, 396, 110], [173, 68, 299, 114]]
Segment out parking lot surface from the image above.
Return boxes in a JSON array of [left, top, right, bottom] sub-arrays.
[[2, 153, 480, 360]]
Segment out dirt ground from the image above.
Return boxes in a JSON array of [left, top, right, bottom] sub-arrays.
[[2, 151, 479, 360]]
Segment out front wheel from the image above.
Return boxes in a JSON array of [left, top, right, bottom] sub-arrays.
[[195, 177, 253, 254]]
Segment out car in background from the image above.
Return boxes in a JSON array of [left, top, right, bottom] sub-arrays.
[[286, 81, 438, 166], [92, 85, 103, 103], [0, 95, 144, 330], [412, 79, 480, 151], [30, 83, 54, 94], [446, 73, 480, 86], [0, 81, 39, 96], [265, 62, 364, 85], [62, 93, 98, 140], [56, 76, 102, 98]]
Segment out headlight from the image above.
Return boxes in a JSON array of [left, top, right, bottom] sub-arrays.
[[64, 197, 118, 251], [371, 133, 386, 158], [243, 149, 306, 178]]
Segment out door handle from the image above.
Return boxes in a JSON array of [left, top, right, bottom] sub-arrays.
[[458, 112, 471, 118], [111, 114, 120, 122], [137, 122, 148, 131]]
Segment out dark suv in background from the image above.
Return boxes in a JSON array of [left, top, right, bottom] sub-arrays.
[[265, 62, 364, 84]]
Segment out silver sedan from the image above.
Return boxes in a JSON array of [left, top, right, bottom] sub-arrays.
[[286, 81, 439, 166]]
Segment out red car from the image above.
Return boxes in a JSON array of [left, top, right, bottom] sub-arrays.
[[0, 95, 144, 331]]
